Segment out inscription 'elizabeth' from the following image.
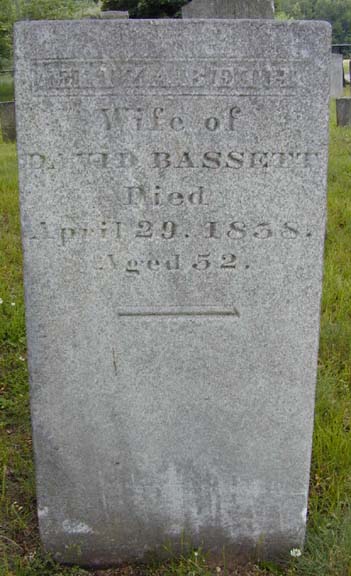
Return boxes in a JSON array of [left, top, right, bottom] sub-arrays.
[[33, 59, 298, 94]]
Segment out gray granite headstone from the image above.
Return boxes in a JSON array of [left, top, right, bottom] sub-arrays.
[[182, 0, 274, 18], [330, 53, 344, 98], [0, 101, 16, 142], [336, 97, 351, 126], [15, 19, 330, 567]]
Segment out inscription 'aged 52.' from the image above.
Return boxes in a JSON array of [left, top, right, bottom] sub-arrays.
[[103, 252, 243, 275]]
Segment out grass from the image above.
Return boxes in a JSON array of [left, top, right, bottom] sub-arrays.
[[0, 101, 351, 575]]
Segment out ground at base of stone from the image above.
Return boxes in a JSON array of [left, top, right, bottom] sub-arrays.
[[94, 565, 268, 576]]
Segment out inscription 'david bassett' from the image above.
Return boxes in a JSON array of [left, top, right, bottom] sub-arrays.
[[23, 150, 320, 170]]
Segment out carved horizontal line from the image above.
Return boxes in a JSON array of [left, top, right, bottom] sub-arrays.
[[31, 58, 306, 63], [118, 307, 240, 318], [31, 93, 296, 98]]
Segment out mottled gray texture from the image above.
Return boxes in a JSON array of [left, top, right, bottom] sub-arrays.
[[15, 19, 330, 567], [100, 11, 128, 18], [0, 101, 16, 142], [336, 97, 351, 126], [182, 0, 274, 18], [330, 53, 344, 98]]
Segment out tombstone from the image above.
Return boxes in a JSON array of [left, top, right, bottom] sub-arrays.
[[15, 17, 331, 567], [182, 0, 274, 18], [0, 101, 16, 142], [330, 53, 344, 98], [343, 59, 351, 84], [336, 97, 351, 126], [100, 11, 129, 18]]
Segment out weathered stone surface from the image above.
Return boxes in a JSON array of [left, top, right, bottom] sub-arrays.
[[330, 53, 344, 98], [15, 19, 330, 567], [182, 0, 274, 19], [336, 97, 351, 126], [0, 101, 16, 142]]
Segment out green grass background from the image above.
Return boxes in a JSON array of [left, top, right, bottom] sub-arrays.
[[0, 95, 350, 575]]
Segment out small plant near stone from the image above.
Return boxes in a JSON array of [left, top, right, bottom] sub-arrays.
[[155, 549, 217, 575]]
